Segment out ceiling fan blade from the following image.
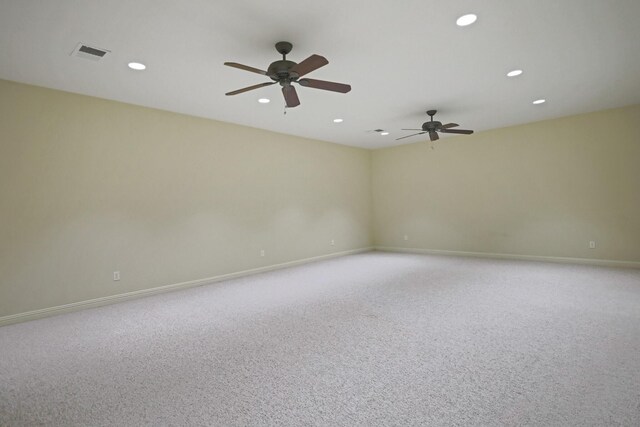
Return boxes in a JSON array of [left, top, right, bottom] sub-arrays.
[[282, 85, 300, 108], [290, 54, 328, 77], [440, 129, 474, 135], [441, 123, 459, 129], [297, 78, 351, 93], [224, 62, 268, 75], [429, 131, 439, 141], [225, 81, 275, 96], [396, 132, 427, 141]]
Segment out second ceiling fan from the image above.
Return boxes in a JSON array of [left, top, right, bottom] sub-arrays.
[[397, 110, 474, 141], [224, 42, 351, 108]]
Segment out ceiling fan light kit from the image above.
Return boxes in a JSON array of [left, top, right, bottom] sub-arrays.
[[224, 42, 351, 108]]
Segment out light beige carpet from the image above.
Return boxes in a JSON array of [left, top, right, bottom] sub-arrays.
[[1, 252, 639, 426]]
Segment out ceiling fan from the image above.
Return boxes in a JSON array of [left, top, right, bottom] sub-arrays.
[[224, 41, 351, 108], [397, 110, 474, 141]]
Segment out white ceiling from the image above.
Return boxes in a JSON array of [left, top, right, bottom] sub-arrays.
[[1, 0, 639, 149]]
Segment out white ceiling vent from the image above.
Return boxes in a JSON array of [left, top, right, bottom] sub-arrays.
[[70, 42, 110, 61]]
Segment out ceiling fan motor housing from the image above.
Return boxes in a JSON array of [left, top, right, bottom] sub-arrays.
[[422, 121, 442, 131], [267, 60, 299, 83]]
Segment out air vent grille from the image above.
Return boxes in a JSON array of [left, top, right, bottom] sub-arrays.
[[71, 43, 110, 61]]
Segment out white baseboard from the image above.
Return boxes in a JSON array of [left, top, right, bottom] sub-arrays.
[[375, 246, 640, 269], [0, 247, 374, 327]]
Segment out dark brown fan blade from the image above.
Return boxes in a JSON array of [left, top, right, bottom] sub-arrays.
[[429, 131, 439, 141], [282, 85, 300, 108], [225, 81, 275, 96], [441, 123, 459, 129], [290, 55, 328, 77], [224, 62, 267, 75], [396, 132, 427, 141], [297, 78, 351, 93], [440, 129, 474, 135]]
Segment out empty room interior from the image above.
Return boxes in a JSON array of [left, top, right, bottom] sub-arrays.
[[1, 1, 639, 425]]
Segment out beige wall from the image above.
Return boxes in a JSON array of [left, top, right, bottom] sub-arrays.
[[372, 105, 640, 262], [2, 78, 639, 320], [0, 79, 372, 317]]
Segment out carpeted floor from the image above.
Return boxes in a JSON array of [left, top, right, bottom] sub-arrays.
[[1, 252, 639, 426]]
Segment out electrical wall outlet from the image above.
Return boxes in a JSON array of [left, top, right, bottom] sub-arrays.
[[589, 241, 596, 249], [403, 235, 409, 241], [113, 271, 120, 281], [260, 249, 265, 257], [330, 239, 335, 246]]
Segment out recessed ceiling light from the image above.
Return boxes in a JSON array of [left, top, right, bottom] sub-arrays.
[[333, 118, 343, 123], [380, 132, 390, 136], [128, 62, 146, 71], [507, 69, 523, 77], [532, 99, 546, 105], [456, 14, 477, 26], [258, 98, 270, 104]]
